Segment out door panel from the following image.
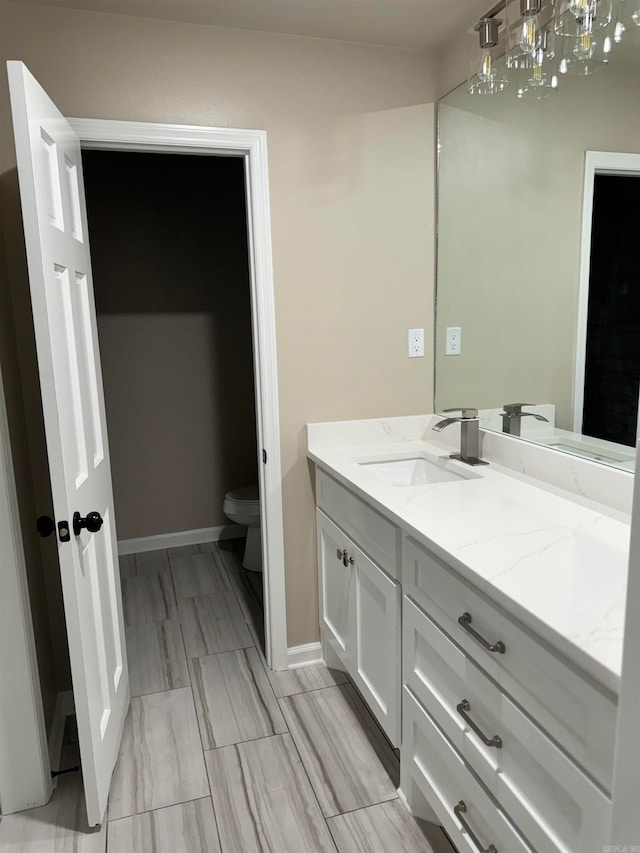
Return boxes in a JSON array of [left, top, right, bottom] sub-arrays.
[[317, 509, 353, 666], [8, 61, 129, 826], [353, 546, 401, 746]]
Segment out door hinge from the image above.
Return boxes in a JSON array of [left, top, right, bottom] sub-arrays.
[[262, 449, 267, 464]]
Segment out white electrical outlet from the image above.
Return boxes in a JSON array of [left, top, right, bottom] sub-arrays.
[[408, 328, 424, 358], [446, 326, 461, 356]]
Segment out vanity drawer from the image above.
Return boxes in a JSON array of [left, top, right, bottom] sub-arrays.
[[401, 686, 532, 853], [403, 536, 616, 791], [317, 469, 399, 578], [403, 596, 610, 852]]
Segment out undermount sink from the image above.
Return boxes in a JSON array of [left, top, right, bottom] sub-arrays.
[[358, 454, 478, 486]]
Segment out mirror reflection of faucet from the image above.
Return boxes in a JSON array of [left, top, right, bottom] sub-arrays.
[[501, 403, 550, 437], [432, 407, 488, 466]]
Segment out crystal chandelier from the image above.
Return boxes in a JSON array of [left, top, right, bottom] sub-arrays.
[[468, 0, 637, 95]]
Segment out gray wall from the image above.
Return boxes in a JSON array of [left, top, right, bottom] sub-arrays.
[[0, 0, 437, 648], [85, 150, 258, 540]]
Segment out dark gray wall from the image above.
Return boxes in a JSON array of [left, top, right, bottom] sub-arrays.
[[84, 150, 258, 539]]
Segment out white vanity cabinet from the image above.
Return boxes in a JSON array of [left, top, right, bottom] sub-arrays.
[[402, 535, 616, 853], [316, 470, 401, 746], [312, 459, 619, 853]]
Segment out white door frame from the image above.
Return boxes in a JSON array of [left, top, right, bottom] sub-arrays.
[[610, 435, 640, 843], [0, 362, 52, 814], [69, 118, 287, 672], [573, 150, 640, 433]]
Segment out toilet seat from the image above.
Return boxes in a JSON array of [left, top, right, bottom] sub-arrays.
[[222, 484, 262, 572], [223, 485, 260, 527], [226, 485, 259, 501]]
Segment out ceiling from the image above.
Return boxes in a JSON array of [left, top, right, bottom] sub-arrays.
[[12, 0, 490, 51]]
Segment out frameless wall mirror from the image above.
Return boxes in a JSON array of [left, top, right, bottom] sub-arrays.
[[435, 14, 640, 471]]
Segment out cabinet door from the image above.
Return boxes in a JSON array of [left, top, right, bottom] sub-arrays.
[[353, 544, 401, 746], [317, 510, 354, 669]]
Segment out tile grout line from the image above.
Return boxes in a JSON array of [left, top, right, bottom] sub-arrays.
[[118, 545, 269, 848], [273, 689, 342, 849], [169, 546, 226, 853], [191, 608, 289, 853], [199, 732, 340, 853], [185, 646, 286, 747], [214, 541, 265, 657], [270, 679, 350, 701], [115, 551, 212, 838], [350, 680, 402, 771], [324, 796, 402, 821], [180, 542, 277, 852], [124, 546, 388, 848], [107, 794, 218, 826], [188, 675, 225, 853], [211, 544, 343, 850], [214, 544, 397, 838], [216, 543, 396, 766], [129, 682, 189, 700], [215, 543, 261, 612], [277, 685, 400, 817]]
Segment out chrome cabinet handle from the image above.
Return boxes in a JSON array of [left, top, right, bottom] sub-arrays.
[[456, 700, 502, 748], [335, 548, 354, 567], [458, 612, 506, 654], [453, 801, 498, 853]]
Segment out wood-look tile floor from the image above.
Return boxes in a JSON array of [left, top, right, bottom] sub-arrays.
[[0, 540, 457, 853]]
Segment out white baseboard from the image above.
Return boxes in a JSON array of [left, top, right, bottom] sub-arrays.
[[48, 690, 74, 776], [397, 788, 412, 813], [287, 642, 323, 669], [118, 524, 244, 555]]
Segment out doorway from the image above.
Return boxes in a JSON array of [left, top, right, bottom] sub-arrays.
[[69, 118, 287, 672], [574, 150, 640, 449], [582, 173, 640, 447], [81, 148, 266, 642], [2, 64, 286, 820]]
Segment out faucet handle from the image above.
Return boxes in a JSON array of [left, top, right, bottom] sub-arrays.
[[502, 403, 536, 416], [442, 407, 478, 419]]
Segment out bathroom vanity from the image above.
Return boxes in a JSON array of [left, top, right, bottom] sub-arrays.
[[308, 415, 631, 853]]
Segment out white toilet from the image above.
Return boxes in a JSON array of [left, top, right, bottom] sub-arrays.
[[223, 485, 262, 572]]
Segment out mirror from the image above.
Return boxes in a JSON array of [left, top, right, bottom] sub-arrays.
[[435, 30, 640, 471]]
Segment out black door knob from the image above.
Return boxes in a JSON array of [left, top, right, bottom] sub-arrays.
[[73, 511, 104, 536], [36, 515, 56, 538]]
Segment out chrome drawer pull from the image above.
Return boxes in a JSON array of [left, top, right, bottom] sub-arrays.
[[453, 800, 498, 853], [457, 700, 502, 748], [458, 612, 506, 654]]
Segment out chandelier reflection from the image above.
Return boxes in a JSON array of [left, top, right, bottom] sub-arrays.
[[469, 0, 635, 95]]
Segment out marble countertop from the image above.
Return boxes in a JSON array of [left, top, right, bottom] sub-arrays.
[[307, 415, 633, 695]]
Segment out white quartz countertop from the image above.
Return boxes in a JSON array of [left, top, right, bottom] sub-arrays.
[[308, 416, 632, 695]]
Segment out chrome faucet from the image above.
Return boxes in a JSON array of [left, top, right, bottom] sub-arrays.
[[500, 403, 549, 437], [432, 407, 488, 466]]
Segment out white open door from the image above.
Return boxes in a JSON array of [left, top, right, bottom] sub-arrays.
[[7, 61, 129, 827]]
